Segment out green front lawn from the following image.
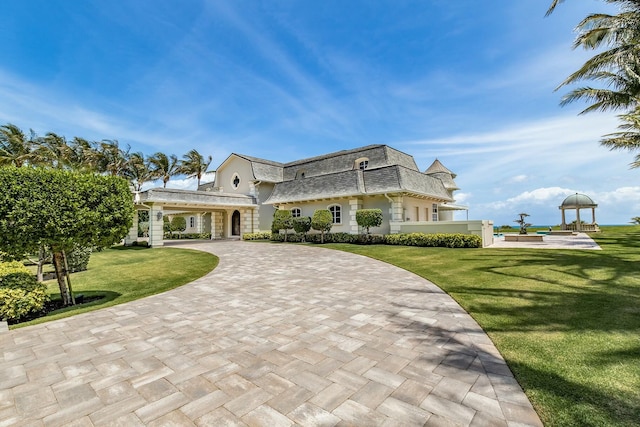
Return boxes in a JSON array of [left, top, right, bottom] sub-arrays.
[[13, 246, 218, 329], [326, 226, 640, 427]]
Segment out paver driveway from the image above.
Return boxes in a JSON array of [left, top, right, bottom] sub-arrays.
[[0, 241, 542, 426]]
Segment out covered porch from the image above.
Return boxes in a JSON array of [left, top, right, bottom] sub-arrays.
[[124, 188, 259, 247]]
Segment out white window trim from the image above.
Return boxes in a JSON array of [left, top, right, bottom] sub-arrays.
[[290, 207, 302, 218], [354, 157, 370, 171], [230, 172, 241, 189], [328, 204, 342, 225]]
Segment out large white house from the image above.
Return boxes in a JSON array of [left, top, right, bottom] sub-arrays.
[[126, 145, 494, 247]]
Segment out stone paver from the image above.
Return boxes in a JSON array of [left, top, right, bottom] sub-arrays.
[[0, 241, 542, 426]]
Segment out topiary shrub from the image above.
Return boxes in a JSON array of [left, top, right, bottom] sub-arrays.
[[293, 217, 312, 241], [0, 261, 49, 322], [356, 209, 383, 234], [272, 210, 294, 242], [311, 210, 333, 243]]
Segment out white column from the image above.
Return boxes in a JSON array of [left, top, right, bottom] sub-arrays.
[[124, 210, 139, 245], [349, 198, 363, 234], [242, 209, 254, 237], [389, 196, 404, 234], [149, 204, 164, 247]]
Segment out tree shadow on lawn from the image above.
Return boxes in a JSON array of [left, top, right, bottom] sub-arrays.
[[450, 248, 640, 334]]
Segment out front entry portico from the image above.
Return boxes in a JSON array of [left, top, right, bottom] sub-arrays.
[[127, 188, 259, 247]]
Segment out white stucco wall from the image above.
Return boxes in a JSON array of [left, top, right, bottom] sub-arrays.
[[215, 156, 254, 195]]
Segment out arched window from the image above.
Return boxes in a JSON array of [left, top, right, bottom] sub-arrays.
[[354, 157, 369, 170], [329, 204, 341, 224], [291, 208, 301, 218]]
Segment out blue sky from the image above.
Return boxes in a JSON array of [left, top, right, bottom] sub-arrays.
[[2, 0, 639, 225]]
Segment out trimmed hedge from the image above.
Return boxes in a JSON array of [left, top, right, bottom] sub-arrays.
[[165, 233, 211, 240], [385, 233, 482, 248], [269, 232, 482, 248], [0, 261, 49, 322], [244, 231, 272, 240]]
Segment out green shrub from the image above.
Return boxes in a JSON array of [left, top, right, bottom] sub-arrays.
[[272, 210, 294, 242], [138, 221, 149, 237], [293, 216, 312, 240], [66, 245, 92, 273], [243, 232, 272, 240], [384, 233, 482, 248], [0, 261, 49, 322], [171, 216, 187, 237], [311, 210, 333, 243], [356, 209, 383, 234]]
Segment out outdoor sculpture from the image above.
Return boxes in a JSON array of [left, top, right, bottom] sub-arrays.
[[514, 212, 532, 235]]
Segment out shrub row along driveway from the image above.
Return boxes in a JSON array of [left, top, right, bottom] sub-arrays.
[[0, 241, 541, 426]]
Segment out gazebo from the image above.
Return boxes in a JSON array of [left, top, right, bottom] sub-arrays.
[[559, 193, 600, 232]]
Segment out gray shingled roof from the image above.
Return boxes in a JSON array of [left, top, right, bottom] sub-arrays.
[[266, 170, 362, 204], [280, 145, 419, 181], [363, 166, 452, 201], [265, 165, 452, 204], [232, 154, 284, 182], [425, 159, 456, 178]]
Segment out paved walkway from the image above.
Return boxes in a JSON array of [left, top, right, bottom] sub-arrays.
[[488, 232, 601, 250], [0, 242, 542, 426]]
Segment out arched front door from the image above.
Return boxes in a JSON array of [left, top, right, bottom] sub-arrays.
[[232, 210, 241, 236]]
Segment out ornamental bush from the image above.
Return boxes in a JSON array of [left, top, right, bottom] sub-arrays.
[[243, 231, 272, 240], [0, 261, 49, 322], [311, 210, 333, 243], [272, 210, 294, 242], [384, 233, 482, 248], [293, 217, 312, 241], [356, 209, 383, 234], [66, 245, 92, 273], [171, 216, 187, 238]]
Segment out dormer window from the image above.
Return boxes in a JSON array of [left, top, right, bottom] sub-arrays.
[[296, 170, 306, 179], [354, 157, 370, 170], [231, 173, 241, 189]]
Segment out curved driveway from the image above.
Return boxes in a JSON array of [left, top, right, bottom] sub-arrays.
[[0, 241, 542, 426]]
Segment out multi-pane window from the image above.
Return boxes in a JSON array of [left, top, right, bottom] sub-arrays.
[[190, 216, 195, 228], [359, 160, 369, 170], [291, 208, 301, 218], [432, 203, 439, 221], [329, 205, 341, 224]]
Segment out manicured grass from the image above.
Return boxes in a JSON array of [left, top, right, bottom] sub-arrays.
[[325, 226, 640, 427], [13, 246, 218, 329]]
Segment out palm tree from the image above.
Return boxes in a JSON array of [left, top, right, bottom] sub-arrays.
[[149, 152, 179, 188], [548, 1, 640, 165], [34, 132, 70, 169], [179, 149, 212, 187], [0, 123, 37, 167], [95, 140, 130, 177], [67, 137, 98, 172], [125, 152, 155, 191]]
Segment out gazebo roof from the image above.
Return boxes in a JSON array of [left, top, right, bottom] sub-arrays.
[[559, 193, 597, 209]]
